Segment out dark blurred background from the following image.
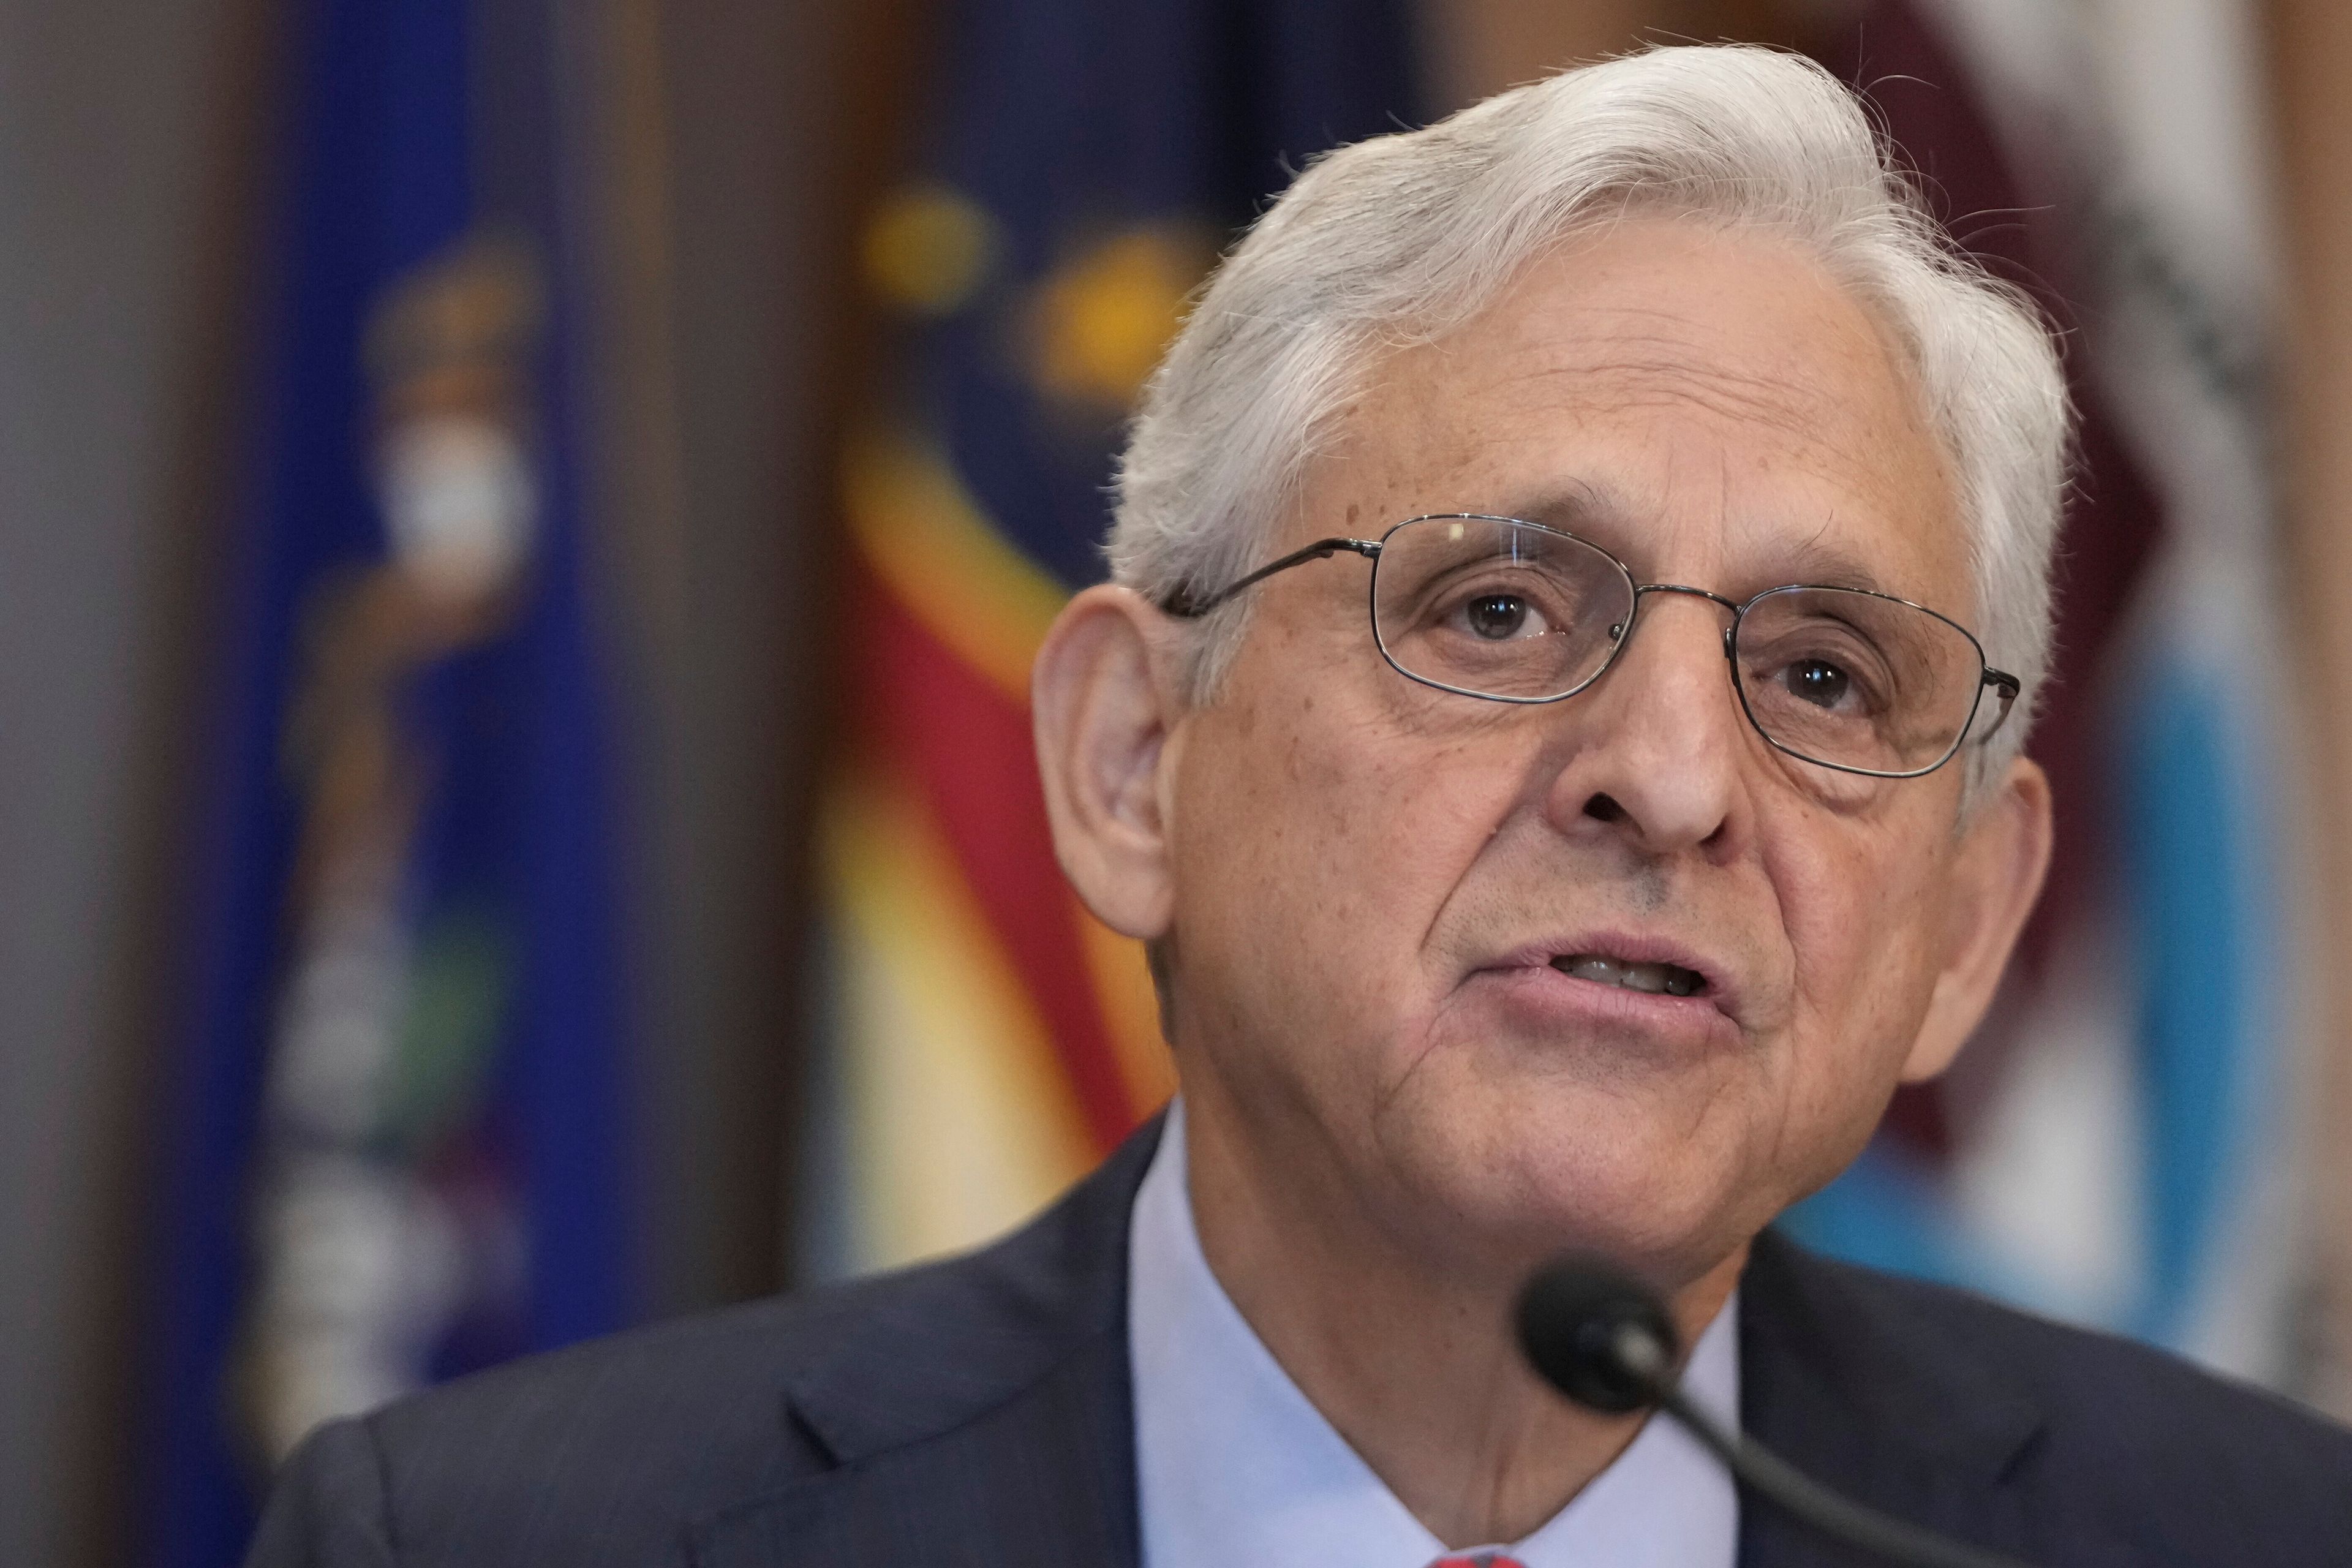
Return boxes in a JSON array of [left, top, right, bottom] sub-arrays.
[[7, 1, 2352, 1564]]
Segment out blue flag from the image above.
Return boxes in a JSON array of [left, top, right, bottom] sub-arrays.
[[143, 2, 632, 1559]]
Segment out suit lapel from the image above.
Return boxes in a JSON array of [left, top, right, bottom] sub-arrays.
[[690, 1327, 1137, 1568], [690, 1120, 1163, 1568], [1737, 1231, 2044, 1567]]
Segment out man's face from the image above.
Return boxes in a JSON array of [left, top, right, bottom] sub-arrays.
[[1157, 218, 2018, 1286]]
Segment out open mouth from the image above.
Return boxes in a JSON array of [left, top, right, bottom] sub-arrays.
[[1550, 952, 1706, 998]]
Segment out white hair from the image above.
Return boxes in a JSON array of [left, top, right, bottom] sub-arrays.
[[1108, 45, 2069, 795]]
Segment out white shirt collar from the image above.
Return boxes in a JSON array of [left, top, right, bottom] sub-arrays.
[[1128, 1101, 1740, 1568]]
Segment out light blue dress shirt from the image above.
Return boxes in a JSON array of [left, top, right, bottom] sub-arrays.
[[1129, 1100, 1740, 1568]]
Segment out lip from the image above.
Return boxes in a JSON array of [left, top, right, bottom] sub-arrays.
[[1471, 929, 1744, 1033]]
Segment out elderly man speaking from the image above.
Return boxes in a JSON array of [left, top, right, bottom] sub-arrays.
[[251, 45, 2352, 1568]]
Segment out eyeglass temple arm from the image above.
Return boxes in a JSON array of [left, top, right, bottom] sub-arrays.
[[1973, 668, 2023, 742], [1161, 537, 1382, 619]]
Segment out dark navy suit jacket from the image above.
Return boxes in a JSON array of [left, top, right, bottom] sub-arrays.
[[248, 1119, 2352, 1566]]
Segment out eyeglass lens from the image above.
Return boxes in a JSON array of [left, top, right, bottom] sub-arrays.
[[1368, 516, 1988, 776]]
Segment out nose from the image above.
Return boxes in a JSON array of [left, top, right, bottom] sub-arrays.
[[1539, 588, 1749, 859]]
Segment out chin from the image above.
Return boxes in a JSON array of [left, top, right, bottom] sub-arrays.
[[1374, 1077, 1779, 1288]]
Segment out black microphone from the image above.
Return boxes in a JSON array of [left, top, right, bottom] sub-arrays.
[[1516, 1257, 2034, 1568]]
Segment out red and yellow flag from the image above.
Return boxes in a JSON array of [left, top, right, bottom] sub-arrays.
[[803, 0, 1416, 1275]]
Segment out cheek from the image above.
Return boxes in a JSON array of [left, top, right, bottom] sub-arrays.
[[1194, 617, 1513, 897], [1169, 654, 1526, 1088], [1769, 805, 1951, 1071]]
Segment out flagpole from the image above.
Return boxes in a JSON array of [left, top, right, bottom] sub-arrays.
[[2263, 0, 2352, 1422]]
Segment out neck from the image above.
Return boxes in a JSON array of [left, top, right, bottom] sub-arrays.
[[1178, 1090, 1745, 1550]]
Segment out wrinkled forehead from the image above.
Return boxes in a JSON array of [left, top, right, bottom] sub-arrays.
[[1309, 221, 1972, 614]]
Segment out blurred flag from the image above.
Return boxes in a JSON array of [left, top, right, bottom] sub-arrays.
[[1787, 0, 2309, 1387], [802, 0, 1418, 1276], [143, 1, 633, 1560]]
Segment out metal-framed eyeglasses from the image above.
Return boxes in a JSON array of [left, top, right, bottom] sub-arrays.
[[1159, 513, 2021, 780]]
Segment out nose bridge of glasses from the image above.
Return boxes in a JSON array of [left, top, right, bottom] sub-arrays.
[[1628, 582, 1740, 658]]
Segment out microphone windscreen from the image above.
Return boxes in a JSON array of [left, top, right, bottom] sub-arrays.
[[1515, 1255, 1680, 1414]]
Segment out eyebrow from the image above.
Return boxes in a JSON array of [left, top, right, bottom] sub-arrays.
[[1500, 482, 1637, 540], [1485, 486, 1899, 597], [1755, 532, 1894, 596]]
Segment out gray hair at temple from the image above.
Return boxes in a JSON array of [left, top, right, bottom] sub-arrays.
[[1106, 44, 2069, 797]]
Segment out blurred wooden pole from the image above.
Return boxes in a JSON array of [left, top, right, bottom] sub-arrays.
[[605, 0, 930, 1306], [579, 0, 918, 1314], [74, 0, 290, 1561], [2264, 0, 2352, 1420]]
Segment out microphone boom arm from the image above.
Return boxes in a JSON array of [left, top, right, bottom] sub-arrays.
[[1608, 1325, 2032, 1568], [1643, 1368, 2031, 1568], [1520, 1266, 2040, 1568]]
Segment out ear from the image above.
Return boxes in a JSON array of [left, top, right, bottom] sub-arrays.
[[1031, 583, 1186, 940], [1899, 756, 2055, 1082]]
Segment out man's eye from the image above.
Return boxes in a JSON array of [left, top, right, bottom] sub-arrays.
[[1782, 657, 1852, 709], [1458, 593, 1545, 640]]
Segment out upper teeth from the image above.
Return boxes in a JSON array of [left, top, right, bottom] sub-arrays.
[[1552, 953, 1703, 997]]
